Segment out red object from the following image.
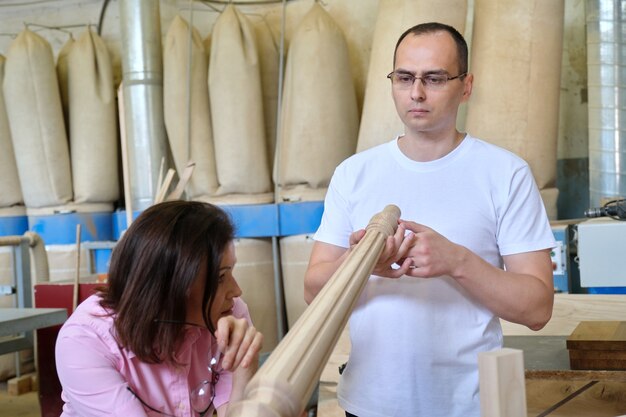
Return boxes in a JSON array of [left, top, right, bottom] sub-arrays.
[[34, 280, 103, 417]]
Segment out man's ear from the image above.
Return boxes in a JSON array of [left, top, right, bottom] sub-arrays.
[[461, 73, 473, 102]]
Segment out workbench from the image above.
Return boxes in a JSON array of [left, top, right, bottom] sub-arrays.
[[0, 308, 67, 356]]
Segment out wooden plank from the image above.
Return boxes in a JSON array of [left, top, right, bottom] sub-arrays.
[[527, 379, 626, 417], [569, 357, 626, 371], [502, 294, 626, 336], [566, 321, 626, 351], [526, 369, 626, 381], [566, 321, 626, 371], [569, 349, 626, 360]]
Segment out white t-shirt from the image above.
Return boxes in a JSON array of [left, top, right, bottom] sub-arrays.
[[314, 135, 555, 417]]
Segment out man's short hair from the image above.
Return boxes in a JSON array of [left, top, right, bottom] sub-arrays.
[[393, 22, 468, 75]]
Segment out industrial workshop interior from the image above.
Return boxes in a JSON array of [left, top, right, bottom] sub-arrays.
[[1, 0, 626, 416]]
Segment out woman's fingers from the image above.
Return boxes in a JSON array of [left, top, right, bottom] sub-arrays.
[[239, 331, 263, 369], [216, 316, 263, 371]]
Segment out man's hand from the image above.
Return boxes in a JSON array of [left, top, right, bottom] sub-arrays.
[[349, 222, 414, 278], [398, 220, 465, 279]]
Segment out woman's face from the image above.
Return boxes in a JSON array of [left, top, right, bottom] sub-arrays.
[[186, 241, 242, 328]]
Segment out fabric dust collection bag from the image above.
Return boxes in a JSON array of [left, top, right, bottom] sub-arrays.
[[164, 15, 218, 200], [465, 0, 564, 219], [0, 54, 23, 207], [275, 3, 359, 203], [67, 29, 119, 204], [209, 4, 273, 204], [4, 29, 73, 209], [56, 36, 74, 137]]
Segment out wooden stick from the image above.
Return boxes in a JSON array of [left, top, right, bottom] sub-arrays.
[[117, 82, 133, 229], [155, 156, 166, 202], [72, 224, 82, 312], [154, 168, 176, 204], [228, 205, 401, 417], [166, 160, 196, 201]]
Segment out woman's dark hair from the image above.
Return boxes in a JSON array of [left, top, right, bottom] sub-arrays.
[[99, 201, 235, 364], [393, 22, 468, 75]]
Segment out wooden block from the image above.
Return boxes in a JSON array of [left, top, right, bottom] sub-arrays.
[[478, 348, 527, 417], [501, 294, 626, 337], [567, 321, 626, 370], [567, 321, 626, 351], [7, 374, 32, 395], [29, 373, 39, 391], [569, 349, 626, 360], [569, 357, 626, 371]]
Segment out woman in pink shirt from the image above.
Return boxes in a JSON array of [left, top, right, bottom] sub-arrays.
[[56, 201, 263, 416]]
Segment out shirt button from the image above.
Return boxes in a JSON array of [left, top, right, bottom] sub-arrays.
[[178, 402, 185, 410]]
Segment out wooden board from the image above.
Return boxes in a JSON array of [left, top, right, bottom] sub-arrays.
[[567, 321, 626, 370], [567, 321, 626, 351], [501, 294, 626, 337], [526, 378, 626, 417]]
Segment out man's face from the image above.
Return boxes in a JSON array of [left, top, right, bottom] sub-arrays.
[[391, 31, 472, 136]]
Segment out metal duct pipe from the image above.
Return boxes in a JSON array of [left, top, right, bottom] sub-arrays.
[[586, 0, 626, 207], [119, 0, 168, 211]]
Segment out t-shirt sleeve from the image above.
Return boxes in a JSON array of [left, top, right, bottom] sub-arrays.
[[56, 322, 148, 416], [497, 165, 556, 255], [314, 165, 353, 248]]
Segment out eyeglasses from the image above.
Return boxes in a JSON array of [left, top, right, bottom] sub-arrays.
[[127, 351, 222, 416], [190, 352, 222, 415], [386, 71, 467, 90]]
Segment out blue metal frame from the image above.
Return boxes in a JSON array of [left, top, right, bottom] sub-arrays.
[[0, 215, 28, 236], [278, 201, 324, 236], [28, 212, 113, 244]]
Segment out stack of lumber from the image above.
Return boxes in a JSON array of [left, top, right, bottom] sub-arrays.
[[567, 321, 626, 370]]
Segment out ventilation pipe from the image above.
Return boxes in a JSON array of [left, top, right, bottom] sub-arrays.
[[118, 0, 168, 211], [587, 0, 626, 206]]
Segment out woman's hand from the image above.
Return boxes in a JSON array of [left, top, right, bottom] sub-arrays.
[[215, 316, 263, 371], [216, 316, 262, 416]]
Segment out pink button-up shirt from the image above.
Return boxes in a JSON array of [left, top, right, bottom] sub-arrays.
[[56, 294, 252, 416]]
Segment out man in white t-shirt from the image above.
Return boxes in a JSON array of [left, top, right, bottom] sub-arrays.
[[304, 22, 555, 417]]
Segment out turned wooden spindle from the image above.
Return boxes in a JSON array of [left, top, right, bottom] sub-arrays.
[[228, 205, 401, 417]]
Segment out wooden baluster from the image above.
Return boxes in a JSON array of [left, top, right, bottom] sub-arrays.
[[228, 205, 400, 417]]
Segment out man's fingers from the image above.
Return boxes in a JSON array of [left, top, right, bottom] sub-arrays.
[[349, 229, 366, 247], [396, 231, 414, 259], [390, 257, 413, 278], [400, 220, 430, 234]]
